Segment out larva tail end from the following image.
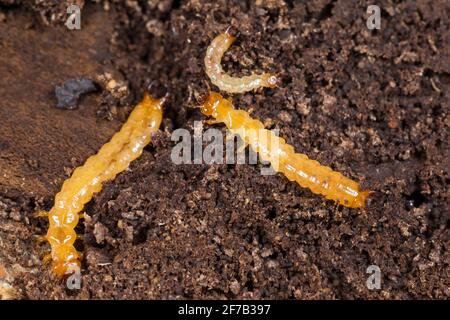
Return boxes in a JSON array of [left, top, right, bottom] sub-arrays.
[[264, 73, 280, 89], [34, 235, 48, 244], [351, 190, 372, 208]]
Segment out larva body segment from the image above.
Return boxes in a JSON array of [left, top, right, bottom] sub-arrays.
[[45, 93, 164, 276], [201, 92, 370, 208], [204, 32, 278, 93]]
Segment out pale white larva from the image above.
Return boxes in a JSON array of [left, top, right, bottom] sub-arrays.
[[204, 31, 279, 93]]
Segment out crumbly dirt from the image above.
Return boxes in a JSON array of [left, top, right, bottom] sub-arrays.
[[0, 0, 448, 299]]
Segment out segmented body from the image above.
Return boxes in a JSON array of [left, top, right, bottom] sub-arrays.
[[201, 92, 369, 208], [204, 32, 278, 93], [45, 93, 164, 276]]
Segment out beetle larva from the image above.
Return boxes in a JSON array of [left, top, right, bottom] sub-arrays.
[[204, 31, 278, 93], [200, 92, 370, 208], [42, 93, 164, 276]]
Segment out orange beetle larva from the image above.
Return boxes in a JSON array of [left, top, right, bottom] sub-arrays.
[[204, 31, 278, 93], [201, 92, 370, 208], [41, 93, 165, 277]]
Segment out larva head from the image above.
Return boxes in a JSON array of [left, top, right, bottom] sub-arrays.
[[142, 92, 165, 112], [262, 73, 279, 89], [201, 92, 224, 117], [222, 28, 237, 46], [223, 33, 236, 46]]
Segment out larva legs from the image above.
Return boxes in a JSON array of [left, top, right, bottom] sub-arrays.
[[34, 235, 48, 244], [42, 254, 52, 265], [34, 210, 48, 218], [205, 119, 223, 126]]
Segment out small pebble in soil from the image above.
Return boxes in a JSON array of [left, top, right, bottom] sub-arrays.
[[405, 199, 415, 210], [54, 77, 97, 109]]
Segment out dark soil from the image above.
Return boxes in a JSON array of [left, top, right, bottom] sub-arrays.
[[0, 0, 448, 299]]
